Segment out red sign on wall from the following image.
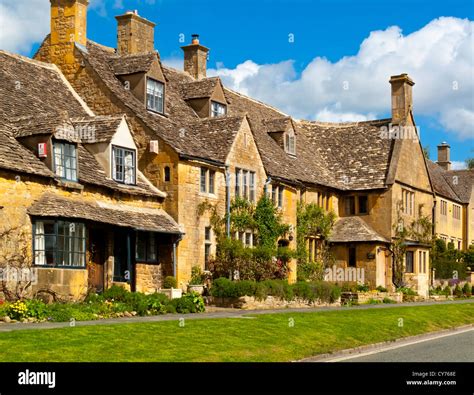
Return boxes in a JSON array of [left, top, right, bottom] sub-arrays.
[[38, 143, 47, 158]]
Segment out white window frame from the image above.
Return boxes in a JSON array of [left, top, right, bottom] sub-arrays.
[[210, 101, 227, 117], [112, 145, 136, 185], [146, 78, 164, 114]]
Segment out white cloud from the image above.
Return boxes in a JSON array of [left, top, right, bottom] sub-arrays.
[[451, 161, 467, 170], [0, 0, 49, 54], [209, 17, 474, 139], [162, 57, 183, 71]]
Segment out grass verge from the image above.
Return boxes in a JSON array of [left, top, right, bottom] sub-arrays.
[[0, 303, 472, 362]]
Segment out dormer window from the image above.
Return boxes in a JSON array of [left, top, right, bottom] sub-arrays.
[[146, 78, 164, 114], [53, 141, 77, 181], [112, 145, 136, 185], [211, 101, 226, 117], [285, 132, 296, 155]]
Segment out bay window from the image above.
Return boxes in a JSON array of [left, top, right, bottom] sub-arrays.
[[34, 220, 86, 267]]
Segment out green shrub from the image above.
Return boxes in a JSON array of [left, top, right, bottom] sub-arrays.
[[210, 277, 237, 298], [340, 282, 357, 293], [173, 292, 205, 313], [366, 298, 382, 305], [123, 292, 149, 316], [190, 266, 204, 285], [443, 285, 452, 296], [453, 285, 463, 298], [376, 286, 388, 292], [234, 280, 257, 297], [163, 276, 177, 289], [25, 299, 48, 320], [383, 297, 396, 304], [462, 282, 472, 297], [293, 281, 313, 301], [397, 287, 418, 302], [146, 293, 169, 314], [102, 285, 130, 302], [356, 284, 370, 292]]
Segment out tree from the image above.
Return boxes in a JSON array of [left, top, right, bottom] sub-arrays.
[[199, 196, 292, 281], [0, 225, 34, 301], [422, 145, 430, 159], [465, 158, 474, 170]]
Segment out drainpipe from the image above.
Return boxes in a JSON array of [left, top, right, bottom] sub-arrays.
[[225, 165, 231, 237], [172, 233, 184, 278], [264, 176, 272, 196]]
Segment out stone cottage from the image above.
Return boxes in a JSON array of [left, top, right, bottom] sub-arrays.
[[0, 50, 181, 300]]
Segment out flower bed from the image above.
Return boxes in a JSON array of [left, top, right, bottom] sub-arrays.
[[0, 285, 205, 324]]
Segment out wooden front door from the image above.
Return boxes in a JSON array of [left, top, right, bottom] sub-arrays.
[[88, 229, 105, 292]]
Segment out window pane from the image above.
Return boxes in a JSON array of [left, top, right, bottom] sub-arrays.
[[243, 171, 248, 199], [200, 168, 207, 192], [235, 169, 241, 197], [147, 79, 164, 113], [249, 172, 255, 202], [209, 170, 215, 194], [136, 232, 147, 261], [406, 251, 414, 273], [147, 233, 157, 262], [345, 196, 355, 215], [358, 195, 368, 214]]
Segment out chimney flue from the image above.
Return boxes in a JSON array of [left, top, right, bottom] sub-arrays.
[[437, 142, 451, 171], [389, 73, 415, 125], [115, 11, 155, 55], [181, 34, 209, 80]]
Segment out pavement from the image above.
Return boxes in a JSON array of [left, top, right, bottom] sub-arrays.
[[300, 325, 474, 362], [0, 298, 472, 333]]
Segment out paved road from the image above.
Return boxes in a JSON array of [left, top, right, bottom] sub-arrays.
[[0, 299, 472, 333], [329, 328, 474, 362]]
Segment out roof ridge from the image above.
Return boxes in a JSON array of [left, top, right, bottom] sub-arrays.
[[223, 87, 289, 117], [0, 49, 56, 70], [300, 118, 392, 127]]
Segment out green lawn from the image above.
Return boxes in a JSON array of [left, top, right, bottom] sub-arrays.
[[1, 303, 473, 362]]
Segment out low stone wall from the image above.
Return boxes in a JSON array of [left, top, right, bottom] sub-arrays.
[[206, 295, 341, 310], [341, 292, 403, 304]]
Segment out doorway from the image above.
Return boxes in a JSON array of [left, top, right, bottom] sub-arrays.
[[88, 229, 105, 292]]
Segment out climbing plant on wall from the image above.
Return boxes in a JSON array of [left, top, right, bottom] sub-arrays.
[[296, 202, 336, 281]]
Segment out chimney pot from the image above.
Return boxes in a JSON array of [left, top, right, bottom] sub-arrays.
[[181, 34, 209, 80]]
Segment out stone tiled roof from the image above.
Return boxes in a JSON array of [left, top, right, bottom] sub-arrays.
[[426, 160, 461, 202], [446, 169, 474, 203], [110, 51, 158, 75], [77, 145, 165, 197], [0, 51, 87, 121], [222, 88, 339, 188], [0, 124, 55, 179], [0, 49, 164, 199], [181, 77, 222, 100], [28, 193, 181, 234], [299, 119, 393, 190], [71, 115, 124, 143], [264, 116, 293, 133], [329, 216, 389, 243], [178, 116, 244, 162]]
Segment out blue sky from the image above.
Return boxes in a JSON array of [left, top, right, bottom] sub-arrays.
[[1, 0, 473, 165]]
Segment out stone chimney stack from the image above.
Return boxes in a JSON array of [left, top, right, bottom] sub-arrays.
[[49, 0, 88, 75], [389, 73, 415, 125], [115, 10, 155, 55], [437, 142, 451, 171], [181, 34, 209, 80]]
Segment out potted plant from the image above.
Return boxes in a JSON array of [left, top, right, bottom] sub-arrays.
[[159, 276, 182, 299], [188, 266, 205, 295]]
